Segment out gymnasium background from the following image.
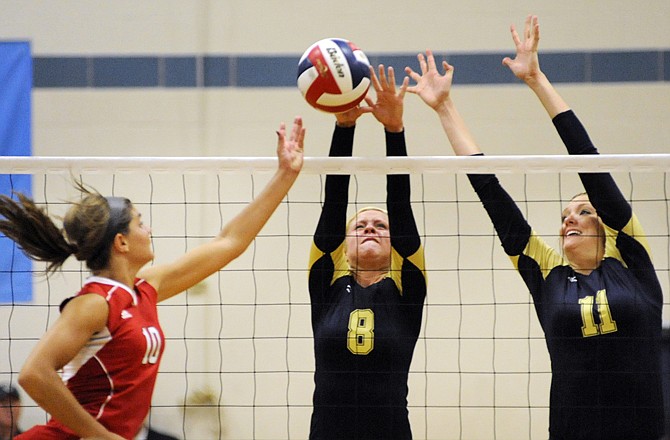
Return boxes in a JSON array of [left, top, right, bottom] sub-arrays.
[[1, 1, 669, 439]]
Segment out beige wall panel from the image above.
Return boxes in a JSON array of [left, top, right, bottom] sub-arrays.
[[33, 84, 670, 158], [0, 1, 668, 54]]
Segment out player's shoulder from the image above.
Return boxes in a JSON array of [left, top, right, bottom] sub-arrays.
[[79, 276, 139, 305], [135, 278, 157, 294]]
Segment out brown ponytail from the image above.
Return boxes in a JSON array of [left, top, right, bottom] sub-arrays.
[[0, 181, 132, 274], [0, 193, 74, 274]]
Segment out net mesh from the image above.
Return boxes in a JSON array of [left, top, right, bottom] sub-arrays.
[[0, 155, 668, 439]]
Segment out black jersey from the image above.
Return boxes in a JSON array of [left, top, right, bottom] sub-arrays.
[[467, 111, 664, 440], [308, 125, 426, 440]]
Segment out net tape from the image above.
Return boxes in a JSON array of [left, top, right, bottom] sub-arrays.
[[1, 154, 670, 175]]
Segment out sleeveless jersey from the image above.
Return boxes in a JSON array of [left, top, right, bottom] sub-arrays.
[[17, 276, 165, 440]]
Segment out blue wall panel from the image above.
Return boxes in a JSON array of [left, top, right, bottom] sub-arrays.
[[0, 42, 32, 303], [30, 50, 670, 89]]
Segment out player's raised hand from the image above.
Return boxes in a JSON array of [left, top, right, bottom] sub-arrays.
[[276, 116, 305, 175], [502, 14, 542, 82], [368, 64, 408, 133], [406, 50, 454, 111]]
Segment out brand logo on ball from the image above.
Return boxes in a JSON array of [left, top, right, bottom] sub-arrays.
[[326, 47, 346, 78]]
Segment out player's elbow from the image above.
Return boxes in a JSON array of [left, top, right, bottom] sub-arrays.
[[220, 236, 250, 263], [18, 361, 48, 397]]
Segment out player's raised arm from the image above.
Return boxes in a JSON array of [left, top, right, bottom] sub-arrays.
[[502, 15, 569, 118], [138, 117, 305, 301]]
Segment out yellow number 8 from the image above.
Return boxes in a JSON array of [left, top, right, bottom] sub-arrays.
[[347, 309, 374, 355]]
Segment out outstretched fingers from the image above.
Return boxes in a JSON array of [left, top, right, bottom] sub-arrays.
[[276, 121, 286, 144], [425, 49, 439, 73], [397, 74, 410, 99], [509, 15, 539, 52], [530, 16, 540, 51], [521, 15, 540, 48], [509, 23, 522, 49], [382, 65, 396, 92], [523, 14, 532, 41], [404, 50, 454, 110], [370, 64, 400, 93], [369, 65, 382, 92], [404, 65, 420, 85], [502, 15, 542, 82], [276, 117, 305, 173], [405, 51, 430, 93], [417, 52, 428, 74], [276, 117, 305, 155], [290, 116, 305, 149]]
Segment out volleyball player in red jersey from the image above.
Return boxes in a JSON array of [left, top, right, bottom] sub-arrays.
[[407, 16, 664, 440], [0, 117, 305, 440]]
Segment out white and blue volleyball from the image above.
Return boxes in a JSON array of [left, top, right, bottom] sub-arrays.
[[297, 38, 371, 113]]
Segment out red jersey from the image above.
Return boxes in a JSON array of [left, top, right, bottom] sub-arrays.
[[18, 277, 165, 440]]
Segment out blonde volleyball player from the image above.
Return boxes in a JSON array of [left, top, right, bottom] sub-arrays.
[[308, 65, 426, 439], [407, 16, 664, 440]]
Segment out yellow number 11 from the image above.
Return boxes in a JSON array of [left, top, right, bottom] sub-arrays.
[[578, 289, 618, 337]]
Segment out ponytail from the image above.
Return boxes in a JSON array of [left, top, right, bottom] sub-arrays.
[[0, 193, 74, 274], [0, 183, 133, 274]]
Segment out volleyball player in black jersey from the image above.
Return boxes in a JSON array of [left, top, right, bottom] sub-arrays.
[[406, 15, 664, 440], [308, 65, 426, 440]]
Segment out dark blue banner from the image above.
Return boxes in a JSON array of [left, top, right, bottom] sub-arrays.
[[0, 42, 32, 303]]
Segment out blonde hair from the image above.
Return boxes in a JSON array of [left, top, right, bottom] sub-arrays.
[[345, 206, 388, 232]]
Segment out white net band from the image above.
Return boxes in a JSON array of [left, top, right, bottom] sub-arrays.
[[1, 154, 670, 174]]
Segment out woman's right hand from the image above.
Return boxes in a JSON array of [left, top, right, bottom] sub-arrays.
[[276, 116, 305, 175]]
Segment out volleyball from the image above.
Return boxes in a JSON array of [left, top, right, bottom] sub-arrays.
[[297, 38, 371, 113]]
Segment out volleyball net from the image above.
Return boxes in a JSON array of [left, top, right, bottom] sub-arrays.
[[0, 155, 669, 440]]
